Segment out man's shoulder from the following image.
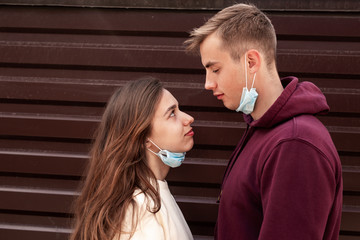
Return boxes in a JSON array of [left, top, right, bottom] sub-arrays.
[[271, 114, 327, 137], [270, 114, 338, 163], [293, 114, 331, 140], [255, 114, 331, 151]]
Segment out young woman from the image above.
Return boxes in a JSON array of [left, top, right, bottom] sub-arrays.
[[70, 77, 195, 240]]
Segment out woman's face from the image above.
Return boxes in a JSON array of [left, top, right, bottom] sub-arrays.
[[148, 89, 194, 153]]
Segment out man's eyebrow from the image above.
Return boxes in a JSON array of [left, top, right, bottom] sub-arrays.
[[205, 61, 218, 68], [164, 104, 177, 117]]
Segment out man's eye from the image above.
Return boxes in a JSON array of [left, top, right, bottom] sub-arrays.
[[170, 111, 175, 117], [213, 69, 219, 73]]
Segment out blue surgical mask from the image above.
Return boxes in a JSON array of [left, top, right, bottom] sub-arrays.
[[147, 139, 185, 168], [236, 53, 258, 114]]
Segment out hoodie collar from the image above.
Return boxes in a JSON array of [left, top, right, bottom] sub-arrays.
[[244, 76, 329, 128]]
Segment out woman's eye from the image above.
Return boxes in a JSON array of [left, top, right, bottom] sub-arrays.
[[170, 111, 175, 117], [213, 69, 219, 73]]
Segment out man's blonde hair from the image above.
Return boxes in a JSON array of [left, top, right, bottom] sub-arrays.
[[184, 3, 277, 65]]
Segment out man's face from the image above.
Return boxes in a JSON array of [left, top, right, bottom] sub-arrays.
[[200, 33, 245, 110]]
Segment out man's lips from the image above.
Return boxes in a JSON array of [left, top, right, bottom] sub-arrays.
[[185, 129, 194, 136], [215, 93, 224, 100]]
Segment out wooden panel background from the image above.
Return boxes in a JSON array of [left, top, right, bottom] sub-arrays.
[[0, 2, 359, 240]]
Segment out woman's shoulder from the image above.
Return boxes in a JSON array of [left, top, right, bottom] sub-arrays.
[[132, 188, 158, 209], [117, 189, 165, 240], [133, 189, 147, 204]]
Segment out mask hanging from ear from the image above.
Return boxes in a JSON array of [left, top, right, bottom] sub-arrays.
[[236, 53, 258, 115]]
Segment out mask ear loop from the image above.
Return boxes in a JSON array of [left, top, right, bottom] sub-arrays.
[[251, 72, 257, 89], [148, 139, 162, 150], [147, 148, 157, 155], [147, 138, 163, 156], [245, 53, 248, 91], [245, 53, 257, 89]]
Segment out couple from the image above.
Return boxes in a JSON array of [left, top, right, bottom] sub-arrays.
[[70, 3, 342, 240]]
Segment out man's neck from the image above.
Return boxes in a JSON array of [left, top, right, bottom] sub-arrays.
[[250, 70, 283, 120]]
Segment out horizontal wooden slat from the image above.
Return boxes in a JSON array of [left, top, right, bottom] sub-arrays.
[[328, 130, 360, 153], [0, 213, 71, 240], [0, 7, 200, 33], [167, 160, 226, 184], [0, 42, 193, 69], [343, 166, 360, 192], [0, 228, 69, 240], [0, 42, 359, 75], [0, 138, 90, 153], [176, 197, 218, 223], [339, 236, 360, 240], [0, 67, 204, 84], [0, 213, 70, 227], [277, 50, 360, 75], [341, 206, 360, 232], [169, 185, 221, 199], [0, 189, 74, 213], [340, 155, 360, 167], [0, 77, 217, 106], [2, 0, 360, 11], [271, 14, 360, 38], [342, 195, 360, 209], [0, 32, 184, 47], [0, 115, 97, 139], [0, 151, 87, 176], [0, 7, 359, 37]]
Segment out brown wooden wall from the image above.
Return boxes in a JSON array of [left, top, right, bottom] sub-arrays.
[[0, 2, 359, 240]]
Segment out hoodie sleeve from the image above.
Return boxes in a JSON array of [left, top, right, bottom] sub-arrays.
[[258, 139, 336, 239]]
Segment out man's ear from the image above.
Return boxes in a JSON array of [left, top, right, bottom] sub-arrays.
[[246, 49, 261, 74]]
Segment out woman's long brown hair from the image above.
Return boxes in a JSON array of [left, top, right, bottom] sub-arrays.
[[70, 77, 163, 240]]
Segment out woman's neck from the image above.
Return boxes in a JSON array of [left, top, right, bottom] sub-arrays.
[[146, 151, 170, 180]]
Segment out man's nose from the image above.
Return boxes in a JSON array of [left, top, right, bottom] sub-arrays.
[[204, 74, 216, 90]]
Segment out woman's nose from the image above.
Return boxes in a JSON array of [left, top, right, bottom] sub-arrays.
[[183, 112, 194, 125]]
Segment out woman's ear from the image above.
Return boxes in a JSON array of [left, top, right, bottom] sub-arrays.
[[246, 49, 261, 74], [145, 139, 152, 148]]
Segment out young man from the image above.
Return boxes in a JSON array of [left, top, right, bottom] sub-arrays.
[[185, 3, 342, 240]]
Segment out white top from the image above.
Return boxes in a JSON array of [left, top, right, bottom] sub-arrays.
[[115, 180, 193, 240]]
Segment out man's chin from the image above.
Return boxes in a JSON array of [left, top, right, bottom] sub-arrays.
[[223, 102, 237, 111]]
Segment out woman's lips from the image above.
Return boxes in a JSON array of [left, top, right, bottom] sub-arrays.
[[185, 129, 194, 136]]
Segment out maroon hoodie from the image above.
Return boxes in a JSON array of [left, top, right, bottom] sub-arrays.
[[215, 77, 343, 240]]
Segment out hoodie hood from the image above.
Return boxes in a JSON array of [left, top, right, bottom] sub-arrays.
[[244, 77, 329, 128]]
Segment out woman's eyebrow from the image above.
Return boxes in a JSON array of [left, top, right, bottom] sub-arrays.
[[163, 104, 177, 117]]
